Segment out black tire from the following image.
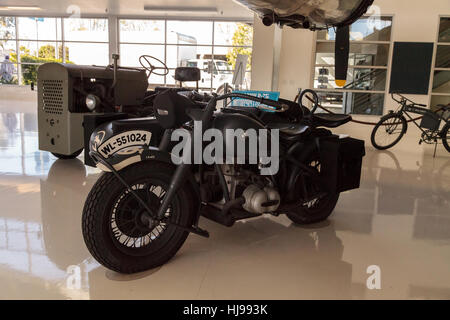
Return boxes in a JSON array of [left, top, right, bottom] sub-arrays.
[[442, 123, 450, 153], [82, 161, 195, 274], [51, 148, 83, 159], [371, 114, 407, 150], [286, 153, 340, 225]]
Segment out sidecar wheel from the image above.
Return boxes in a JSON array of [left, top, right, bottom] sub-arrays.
[[286, 193, 339, 225], [82, 161, 194, 274], [286, 154, 339, 225]]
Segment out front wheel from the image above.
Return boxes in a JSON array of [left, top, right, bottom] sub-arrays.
[[371, 114, 407, 150], [442, 123, 450, 153], [82, 161, 195, 274]]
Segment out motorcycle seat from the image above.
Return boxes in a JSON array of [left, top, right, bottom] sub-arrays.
[[310, 113, 352, 128], [268, 122, 309, 140]]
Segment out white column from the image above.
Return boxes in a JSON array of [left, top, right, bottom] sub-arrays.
[[108, 16, 119, 64], [251, 14, 283, 92]]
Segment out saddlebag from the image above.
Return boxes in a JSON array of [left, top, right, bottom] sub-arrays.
[[319, 136, 365, 193]]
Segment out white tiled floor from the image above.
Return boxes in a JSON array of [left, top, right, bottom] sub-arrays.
[[0, 96, 449, 299]]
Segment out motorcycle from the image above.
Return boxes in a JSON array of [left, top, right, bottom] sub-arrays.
[[82, 89, 365, 273]]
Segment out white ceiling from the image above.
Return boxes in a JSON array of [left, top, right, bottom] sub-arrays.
[[0, 0, 254, 19]]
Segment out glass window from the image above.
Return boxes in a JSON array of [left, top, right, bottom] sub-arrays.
[[435, 45, 450, 68], [120, 44, 165, 67], [64, 42, 109, 65], [438, 17, 450, 43], [430, 95, 450, 112], [18, 41, 38, 58], [167, 21, 213, 45], [314, 67, 386, 91], [0, 62, 18, 84], [432, 71, 450, 94], [347, 92, 385, 115], [17, 17, 59, 40], [214, 46, 252, 71], [117, 18, 253, 90], [166, 45, 212, 69], [430, 18, 450, 112], [317, 16, 392, 41], [64, 18, 108, 42], [317, 91, 344, 110], [0, 16, 16, 39], [214, 22, 253, 46], [119, 19, 165, 44], [317, 91, 384, 115], [0, 40, 16, 57], [313, 15, 392, 116], [1, 16, 110, 85], [315, 42, 390, 66]]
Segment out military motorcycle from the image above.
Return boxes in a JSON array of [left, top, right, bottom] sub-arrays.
[[82, 88, 365, 274]]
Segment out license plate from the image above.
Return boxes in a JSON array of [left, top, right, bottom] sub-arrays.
[[97, 130, 152, 158]]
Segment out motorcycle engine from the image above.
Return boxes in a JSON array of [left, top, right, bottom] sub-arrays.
[[206, 165, 281, 214], [242, 185, 281, 214]]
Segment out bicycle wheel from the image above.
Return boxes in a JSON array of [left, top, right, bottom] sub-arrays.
[[442, 123, 450, 153], [371, 113, 407, 150]]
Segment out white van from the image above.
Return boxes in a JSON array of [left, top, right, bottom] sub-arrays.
[[185, 59, 234, 93]]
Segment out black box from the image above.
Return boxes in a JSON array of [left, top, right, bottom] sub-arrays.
[[320, 137, 365, 193], [419, 112, 441, 131]]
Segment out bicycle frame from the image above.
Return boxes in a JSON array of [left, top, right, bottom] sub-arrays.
[[392, 93, 449, 141]]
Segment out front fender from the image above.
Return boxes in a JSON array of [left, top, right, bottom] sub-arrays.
[[88, 116, 164, 171], [91, 146, 175, 172]]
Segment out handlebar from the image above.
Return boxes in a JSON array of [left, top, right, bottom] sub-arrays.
[[218, 93, 288, 111], [198, 92, 288, 127], [299, 89, 319, 114], [391, 93, 427, 107]]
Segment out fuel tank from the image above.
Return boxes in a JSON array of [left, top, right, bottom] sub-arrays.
[[212, 113, 272, 164], [235, 0, 374, 29]]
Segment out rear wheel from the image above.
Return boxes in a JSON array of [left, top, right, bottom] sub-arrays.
[[371, 114, 407, 150], [442, 123, 450, 153], [286, 154, 339, 225], [82, 161, 195, 274], [51, 148, 83, 159]]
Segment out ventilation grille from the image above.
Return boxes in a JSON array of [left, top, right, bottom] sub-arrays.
[[42, 80, 64, 115]]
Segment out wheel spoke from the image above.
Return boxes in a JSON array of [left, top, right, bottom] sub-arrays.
[[110, 181, 173, 250]]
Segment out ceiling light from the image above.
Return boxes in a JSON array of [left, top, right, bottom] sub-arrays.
[[144, 6, 218, 14], [0, 5, 42, 11]]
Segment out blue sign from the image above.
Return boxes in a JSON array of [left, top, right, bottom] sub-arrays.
[[230, 90, 280, 111]]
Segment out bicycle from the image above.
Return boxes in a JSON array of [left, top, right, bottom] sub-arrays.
[[371, 93, 450, 155]]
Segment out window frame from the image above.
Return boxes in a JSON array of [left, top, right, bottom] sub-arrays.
[[117, 17, 253, 91], [0, 15, 109, 85], [310, 14, 395, 116], [1, 14, 253, 90], [428, 15, 450, 111]]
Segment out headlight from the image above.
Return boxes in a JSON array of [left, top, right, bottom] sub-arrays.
[[86, 94, 100, 111]]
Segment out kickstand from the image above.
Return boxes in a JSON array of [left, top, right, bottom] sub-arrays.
[[433, 141, 438, 158]]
